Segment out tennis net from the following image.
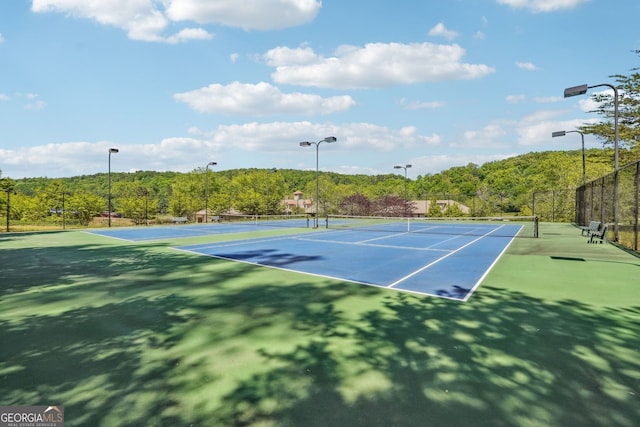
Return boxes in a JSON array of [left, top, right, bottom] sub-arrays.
[[325, 215, 539, 238], [220, 213, 311, 228]]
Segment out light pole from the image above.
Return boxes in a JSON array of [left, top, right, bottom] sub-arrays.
[[552, 130, 586, 185], [108, 148, 119, 227], [299, 136, 337, 228], [394, 164, 412, 216], [205, 161, 217, 223], [564, 83, 619, 241]]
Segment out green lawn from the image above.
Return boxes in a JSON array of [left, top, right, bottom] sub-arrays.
[[1, 224, 638, 426]]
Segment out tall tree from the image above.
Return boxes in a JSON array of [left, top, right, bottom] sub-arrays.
[[67, 192, 104, 226], [579, 51, 640, 158]]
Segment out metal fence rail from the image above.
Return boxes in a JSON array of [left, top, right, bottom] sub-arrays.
[[576, 159, 639, 251]]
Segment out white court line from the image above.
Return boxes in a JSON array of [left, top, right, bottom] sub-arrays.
[[292, 235, 451, 252], [175, 235, 295, 252], [387, 224, 508, 289], [461, 225, 522, 301], [82, 230, 136, 242]]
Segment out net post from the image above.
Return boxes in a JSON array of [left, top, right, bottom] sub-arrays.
[[534, 216, 539, 238]]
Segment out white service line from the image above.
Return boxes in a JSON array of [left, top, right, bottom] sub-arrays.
[[292, 235, 450, 252], [387, 224, 508, 288]]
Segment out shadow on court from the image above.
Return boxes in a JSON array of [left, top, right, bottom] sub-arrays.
[[1, 231, 639, 426], [214, 248, 324, 267]]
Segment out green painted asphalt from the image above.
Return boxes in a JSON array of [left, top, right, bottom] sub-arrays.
[[482, 222, 638, 307], [0, 224, 638, 427]]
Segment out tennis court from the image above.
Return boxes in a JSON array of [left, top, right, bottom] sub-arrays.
[[2, 222, 639, 426], [171, 217, 530, 300], [87, 214, 310, 241]]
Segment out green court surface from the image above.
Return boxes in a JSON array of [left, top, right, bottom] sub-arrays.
[[1, 223, 638, 426]]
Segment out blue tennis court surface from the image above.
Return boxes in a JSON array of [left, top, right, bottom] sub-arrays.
[[175, 223, 522, 301], [86, 220, 307, 241]]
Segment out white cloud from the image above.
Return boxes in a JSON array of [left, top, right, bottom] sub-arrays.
[[514, 110, 598, 146], [506, 94, 526, 103], [30, 0, 317, 43], [31, 0, 174, 42], [165, 0, 321, 30], [23, 93, 46, 110], [473, 31, 486, 40], [173, 81, 355, 115], [400, 99, 445, 110], [428, 22, 459, 40], [459, 124, 508, 148], [0, 93, 9, 101], [534, 96, 563, 103], [496, 0, 590, 13], [0, 121, 442, 177], [576, 89, 617, 113], [164, 28, 214, 44], [24, 100, 46, 111], [0, 33, 5, 43], [516, 61, 540, 71], [265, 42, 495, 89]]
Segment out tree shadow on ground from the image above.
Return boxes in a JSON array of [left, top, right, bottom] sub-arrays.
[[2, 232, 639, 426], [212, 289, 640, 427]]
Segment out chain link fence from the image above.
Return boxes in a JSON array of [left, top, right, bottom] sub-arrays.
[[576, 159, 639, 251], [532, 189, 576, 223]]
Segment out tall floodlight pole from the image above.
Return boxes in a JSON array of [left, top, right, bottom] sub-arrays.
[[108, 148, 119, 227], [205, 161, 217, 223], [552, 130, 586, 185], [299, 136, 337, 228], [564, 83, 619, 241], [394, 164, 412, 216]]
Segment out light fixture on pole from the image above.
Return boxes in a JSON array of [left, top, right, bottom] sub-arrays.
[[108, 148, 119, 227], [299, 136, 337, 228], [552, 130, 586, 185], [205, 161, 217, 223], [564, 83, 619, 241], [394, 164, 412, 217]]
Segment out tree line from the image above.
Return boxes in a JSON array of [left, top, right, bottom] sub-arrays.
[[0, 147, 635, 228]]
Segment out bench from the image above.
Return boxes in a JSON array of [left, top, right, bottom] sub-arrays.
[[579, 220, 600, 236], [589, 224, 608, 244], [172, 216, 188, 224], [211, 215, 220, 223]]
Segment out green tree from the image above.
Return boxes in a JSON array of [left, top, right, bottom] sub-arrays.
[[67, 192, 104, 226], [169, 172, 203, 218], [579, 53, 640, 157], [113, 182, 157, 224], [428, 198, 444, 217], [231, 171, 264, 215]]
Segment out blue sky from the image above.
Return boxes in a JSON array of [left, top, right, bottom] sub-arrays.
[[0, 0, 638, 179]]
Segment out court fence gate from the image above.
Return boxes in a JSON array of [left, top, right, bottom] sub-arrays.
[[575, 159, 640, 252]]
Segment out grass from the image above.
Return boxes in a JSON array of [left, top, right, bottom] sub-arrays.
[[0, 223, 638, 426]]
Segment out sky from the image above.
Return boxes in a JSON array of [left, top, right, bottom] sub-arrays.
[[0, 0, 639, 180]]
